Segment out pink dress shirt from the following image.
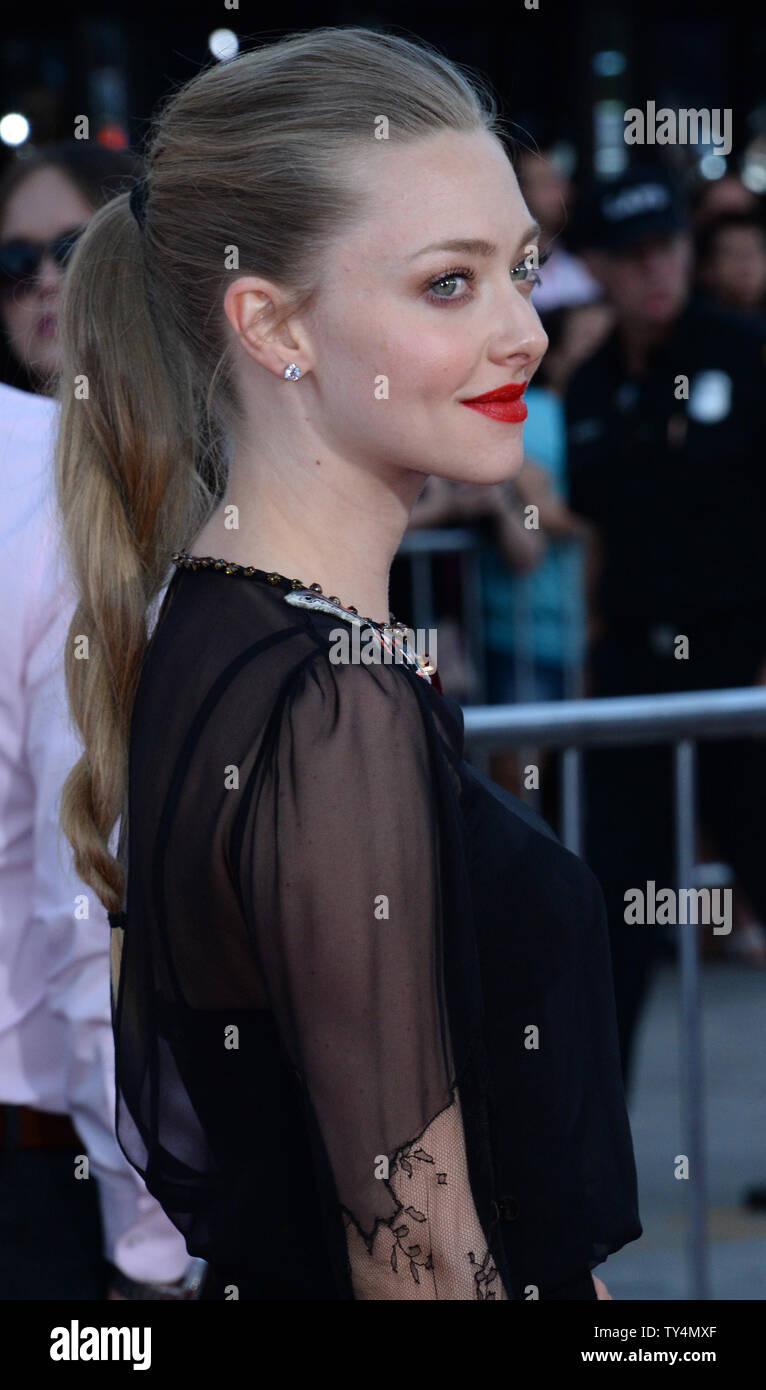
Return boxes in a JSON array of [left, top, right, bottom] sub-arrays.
[[0, 381, 190, 1284]]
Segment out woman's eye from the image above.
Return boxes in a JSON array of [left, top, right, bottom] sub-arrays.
[[425, 249, 549, 305], [425, 267, 475, 304], [511, 249, 550, 287]]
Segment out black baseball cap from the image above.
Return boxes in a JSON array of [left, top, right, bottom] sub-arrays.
[[574, 164, 688, 252]]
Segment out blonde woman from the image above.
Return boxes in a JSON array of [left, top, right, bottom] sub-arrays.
[[54, 26, 641, 1300]]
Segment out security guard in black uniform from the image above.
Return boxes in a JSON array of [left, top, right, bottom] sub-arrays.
[[565, 164, 766, 1093]]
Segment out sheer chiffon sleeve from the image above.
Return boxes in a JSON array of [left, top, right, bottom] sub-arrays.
[[230, 652, 507, 1300]]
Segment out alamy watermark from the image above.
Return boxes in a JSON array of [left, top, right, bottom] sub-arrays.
[[624, 880, 732, 934], [624, 102, 732, 157], [50, 1321, 150, 1370], [328, 625, 437, 668]]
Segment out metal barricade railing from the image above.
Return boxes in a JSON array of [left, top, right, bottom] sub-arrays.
[[397, 525, 588, 707], [463, 686, 766, 1301], [397, 527, 489, 699]]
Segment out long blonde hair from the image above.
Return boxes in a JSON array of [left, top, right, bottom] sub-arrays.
[[54, 24, 505, 913]]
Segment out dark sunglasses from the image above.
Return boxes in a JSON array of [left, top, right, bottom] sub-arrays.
[[0, 225, 86, 291]]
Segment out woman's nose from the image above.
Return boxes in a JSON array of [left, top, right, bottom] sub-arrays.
[[514, 305, 548, 369]]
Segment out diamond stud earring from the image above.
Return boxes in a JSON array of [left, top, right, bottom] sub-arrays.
[[283, 363, 302, 380]]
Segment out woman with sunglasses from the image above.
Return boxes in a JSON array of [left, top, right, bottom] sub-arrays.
[[53, 26, 641, 1300], [0, 143, 140, 395]]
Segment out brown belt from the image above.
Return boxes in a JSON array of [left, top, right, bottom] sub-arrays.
[[0, 1104, 81, 1150]]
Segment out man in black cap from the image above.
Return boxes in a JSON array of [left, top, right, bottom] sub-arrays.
[[564, 163, 766, 1094]]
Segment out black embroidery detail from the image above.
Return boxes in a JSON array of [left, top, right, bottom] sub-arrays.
[[343, 1080, 505, 1298]]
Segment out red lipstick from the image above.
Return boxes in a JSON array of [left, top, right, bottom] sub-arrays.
[[461, 380, 527, 423]]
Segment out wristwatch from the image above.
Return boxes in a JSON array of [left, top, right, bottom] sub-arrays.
[[105, 1256, 208, 1300]]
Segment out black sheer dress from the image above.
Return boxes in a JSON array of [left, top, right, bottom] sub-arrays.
[[107, 551, 642, 1300]]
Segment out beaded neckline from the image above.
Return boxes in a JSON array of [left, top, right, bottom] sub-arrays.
[[170, 550, 439, 687], [170, 550, 403, 632]]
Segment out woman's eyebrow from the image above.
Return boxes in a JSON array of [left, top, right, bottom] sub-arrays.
[[407, 221, 541, 261]]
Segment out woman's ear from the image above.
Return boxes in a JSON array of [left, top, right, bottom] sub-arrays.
[[224, 277, 278, 368], [223, 276, 311, 379]]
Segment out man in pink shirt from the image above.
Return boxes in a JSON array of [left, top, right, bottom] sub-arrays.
[[0, 380, 202, 1299]]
